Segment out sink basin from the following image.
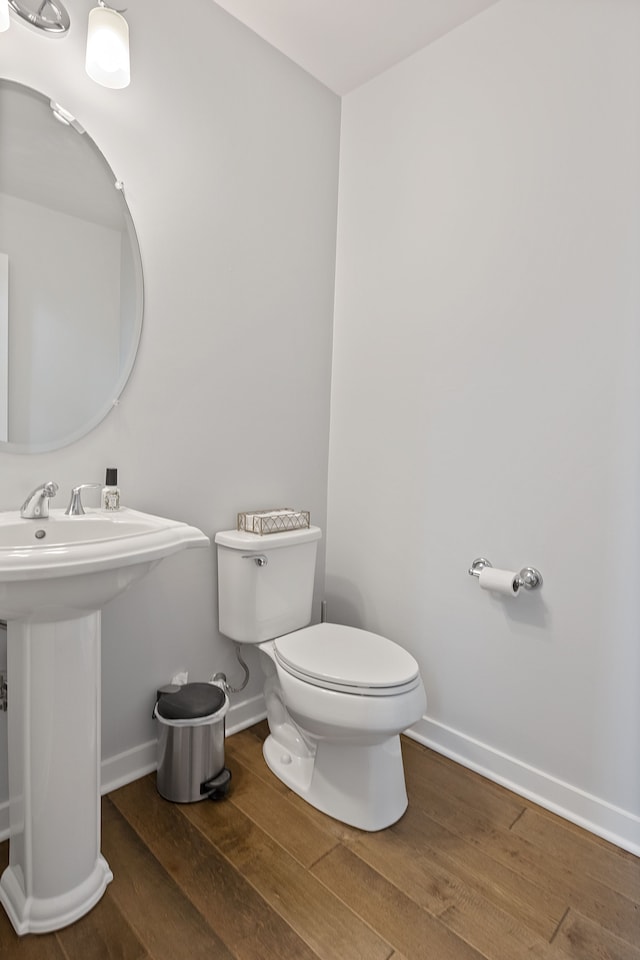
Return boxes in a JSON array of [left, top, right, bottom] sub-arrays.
[[0, 507, 209, 621], [0, 506, 209, 935], [0, 506, 209, 574], [0, 511, 171, 549]]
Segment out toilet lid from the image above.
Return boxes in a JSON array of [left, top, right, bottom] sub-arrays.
[[273, 623, 420, 693]]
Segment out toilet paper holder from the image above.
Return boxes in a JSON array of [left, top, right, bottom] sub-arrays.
[[468, 558, 543, 590]]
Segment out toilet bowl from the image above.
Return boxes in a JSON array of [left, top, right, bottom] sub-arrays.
[[215, 526, 426, 830], [259, 623, 426, 830]]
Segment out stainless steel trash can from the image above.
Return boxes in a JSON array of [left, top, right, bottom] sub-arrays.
[[154, 682, 231, 802]]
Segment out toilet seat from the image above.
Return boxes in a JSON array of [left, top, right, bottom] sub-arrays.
[[273, 623, 421, 696]]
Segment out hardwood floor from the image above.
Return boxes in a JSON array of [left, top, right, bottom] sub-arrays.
[[1, 721, 638, 959]]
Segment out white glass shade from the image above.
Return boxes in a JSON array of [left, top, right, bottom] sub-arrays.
[[0, 0, 10, 33], [85, 6, 130, 89]]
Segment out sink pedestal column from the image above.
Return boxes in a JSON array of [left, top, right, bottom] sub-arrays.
[[0, 613, 112, 935]]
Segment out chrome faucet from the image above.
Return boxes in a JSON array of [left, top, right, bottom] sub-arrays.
[[20, 481, 59, 519], [65, 483, 102, 516]]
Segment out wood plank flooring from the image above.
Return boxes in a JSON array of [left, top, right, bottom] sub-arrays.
[[1, 721, 638, 959]]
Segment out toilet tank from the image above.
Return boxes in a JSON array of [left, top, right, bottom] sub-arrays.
[[215, 526, 322, 643]]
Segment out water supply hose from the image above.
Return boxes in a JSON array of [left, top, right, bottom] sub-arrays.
[[209, 644, 250, 694]]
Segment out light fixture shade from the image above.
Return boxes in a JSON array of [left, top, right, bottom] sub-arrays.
[[85, 5, 130, 89], [0, 0, 10, 33]]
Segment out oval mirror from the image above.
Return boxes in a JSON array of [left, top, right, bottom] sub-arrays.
[[0, 78, 143, 453]]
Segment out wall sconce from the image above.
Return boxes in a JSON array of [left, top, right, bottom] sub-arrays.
[[6, 0, 70, 34], [85, 1, 130, 89], [0, 0, 10, 33], [4, 0, 131, 89]]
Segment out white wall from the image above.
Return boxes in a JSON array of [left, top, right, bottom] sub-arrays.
[[0, 0, 339, 821], [327, 0, 640, 852]]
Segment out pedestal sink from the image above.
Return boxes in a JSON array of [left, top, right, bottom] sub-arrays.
[[0, 507, 209, 935]]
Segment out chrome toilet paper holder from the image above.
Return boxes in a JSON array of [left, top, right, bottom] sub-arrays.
[[468, 558, 543, 590]]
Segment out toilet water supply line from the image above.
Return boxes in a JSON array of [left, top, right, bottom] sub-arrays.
[[210, 600, 327, 695], [210, 644, 250, 694]]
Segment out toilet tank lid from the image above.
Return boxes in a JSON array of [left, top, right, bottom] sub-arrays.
[[215, 526, 322, 549]]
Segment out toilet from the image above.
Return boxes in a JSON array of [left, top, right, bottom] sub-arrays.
[[215, 525, 426, 831]]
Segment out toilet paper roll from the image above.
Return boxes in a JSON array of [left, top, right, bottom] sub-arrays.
[[478, 566, 520, 597]]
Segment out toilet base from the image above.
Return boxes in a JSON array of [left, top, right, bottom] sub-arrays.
[[262, 732, 408, 831]]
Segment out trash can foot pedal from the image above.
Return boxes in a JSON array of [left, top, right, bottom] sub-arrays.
[[201, 767, 232, 800]]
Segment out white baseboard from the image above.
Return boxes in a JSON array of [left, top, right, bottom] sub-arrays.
[[0, 694, 268, 842], [100, 740, 158, 796], [407, 715, 640, 857], [225, 693, 267, 737]]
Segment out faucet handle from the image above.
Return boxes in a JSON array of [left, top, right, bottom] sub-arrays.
[[65, 483, 102, 516]]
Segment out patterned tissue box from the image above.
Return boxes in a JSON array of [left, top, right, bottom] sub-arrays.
[[237, 508, 310, 535]]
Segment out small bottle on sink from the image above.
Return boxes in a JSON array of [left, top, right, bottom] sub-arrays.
[[101, 468, 120, 511]]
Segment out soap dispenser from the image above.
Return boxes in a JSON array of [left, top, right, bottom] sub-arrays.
[[101, 468, 120, 511]]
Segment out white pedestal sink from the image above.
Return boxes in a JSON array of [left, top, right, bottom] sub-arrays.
[[0, 507, 209, 935]]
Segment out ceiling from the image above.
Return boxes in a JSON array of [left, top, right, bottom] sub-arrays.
[[211, 0, 500, 96]]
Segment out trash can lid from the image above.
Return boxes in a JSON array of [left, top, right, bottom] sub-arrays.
[[156, 682, 226, 720]]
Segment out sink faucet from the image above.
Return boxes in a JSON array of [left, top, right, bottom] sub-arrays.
[[65, 483, 102, 516], [20, 481, 59, 519]]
